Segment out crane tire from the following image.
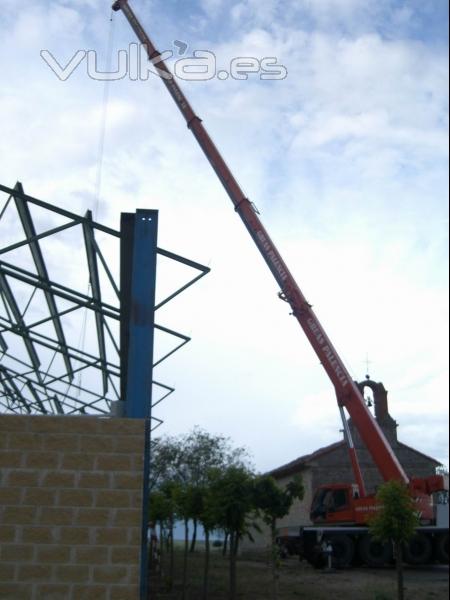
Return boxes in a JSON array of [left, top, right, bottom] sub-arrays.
[[358, 534, 393, 567], [435, 533, 449, 564], [404, 533, 433, 565], [329, 534, 355, 568]]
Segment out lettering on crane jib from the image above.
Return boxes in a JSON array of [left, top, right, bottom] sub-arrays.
[[166, 79, 188, 111], [256, 230, 288, 283], [306, 317, 349, 388]]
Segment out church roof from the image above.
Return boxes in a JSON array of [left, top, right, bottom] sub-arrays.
[[397, 441, 441, 466], [268, 439, 441, 480], [268, 440, 346, 479]]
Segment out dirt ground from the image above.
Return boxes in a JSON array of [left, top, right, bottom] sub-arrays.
[[151, 552, 449, 600], [276, 559, 449, 600]]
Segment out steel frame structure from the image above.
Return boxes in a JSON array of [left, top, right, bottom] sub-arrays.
[[0, 182, 209, 428]]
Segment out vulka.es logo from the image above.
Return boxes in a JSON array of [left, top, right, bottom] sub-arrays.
[[41, 42, 288, 82]]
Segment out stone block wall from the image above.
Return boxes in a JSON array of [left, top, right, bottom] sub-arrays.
[[311, 441, 439, 495], [276, 469, 313, 529], [240, 470, 313, 555], [0, 414, 146, 600]]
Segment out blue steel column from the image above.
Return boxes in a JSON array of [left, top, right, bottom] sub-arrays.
[[124, 209, 158, 418], [121, 209, 158, 600]]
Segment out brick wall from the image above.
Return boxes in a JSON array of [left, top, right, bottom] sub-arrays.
[[0, 414, 146, 600]]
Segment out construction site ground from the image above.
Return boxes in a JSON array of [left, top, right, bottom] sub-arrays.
[[151, 551, 449, 599]]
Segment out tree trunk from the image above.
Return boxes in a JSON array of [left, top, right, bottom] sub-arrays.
[[158, 523, 164, 577], [229, 533, 239, 600], [190, 518, 198, 553], [203, 529, 210, 600], [182, 520, 189, 600], [168, 520, 174, 592], [223, 532, 229, 556], [396, 542, 404, 600], [271, 520, 280, 600]]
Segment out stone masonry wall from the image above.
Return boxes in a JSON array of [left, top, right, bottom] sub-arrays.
[[0, 414, 146, 600], [311, 440, 439, 496], [240, 470, 313, 555]]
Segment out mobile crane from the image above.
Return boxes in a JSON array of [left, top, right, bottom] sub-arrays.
[[112, 0, 449, 567]]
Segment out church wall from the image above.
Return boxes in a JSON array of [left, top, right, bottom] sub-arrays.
[[240, 470, 313, 555]]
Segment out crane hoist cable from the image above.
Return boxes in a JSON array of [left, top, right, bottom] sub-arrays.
[[93, 9, 116, 221], [73, 10, 117, 405]]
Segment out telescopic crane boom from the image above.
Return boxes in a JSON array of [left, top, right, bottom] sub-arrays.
[[112, 0, 413, 495]]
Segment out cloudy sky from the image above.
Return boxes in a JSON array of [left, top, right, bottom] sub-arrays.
[[0, 0, 448, 473]]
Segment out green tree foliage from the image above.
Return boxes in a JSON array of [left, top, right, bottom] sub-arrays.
[[151, 427, 252, 491], [149, 428, 255, 598], [209, 466, 257, 600], [173, 483, 198, 600], [151, 427, 253, 551], [182, 428, 252, 552], [254, 475, 305, 600], [148, 489, 173, 582], [153, 480, 179, 590], [193, 483, 215, 600], [149, 435, 182, 490], [370, 480, 420, 600], [182, 428, 252, 483]]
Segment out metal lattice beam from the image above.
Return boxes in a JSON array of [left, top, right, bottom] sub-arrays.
[[0, 182, 210, 426], [0, 271, 42, 381], [83, 211, 108, 394], [13, 182, 74, 380]]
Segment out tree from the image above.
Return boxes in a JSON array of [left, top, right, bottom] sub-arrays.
[[254, 475, 305, 600], [209, 466, 257, 600], [149, 435, 183, 491], [181, 428, 252, 552], [173, 483, 198, 600], [149, 428, 254, 598], [369, 480, 420, 600], [148, 489, 173, 574], [156, 481, 180, 591], [151, 428, 253, 551], [194, 481, 218, 600]]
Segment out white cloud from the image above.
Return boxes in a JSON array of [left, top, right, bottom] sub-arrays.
[[231, 0, 279, 26], [0, 0, 448, 471], [301, 0, 378, 26], [200, 0, 224, 17]]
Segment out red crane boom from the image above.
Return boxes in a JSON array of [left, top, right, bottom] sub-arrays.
[[112, 0, 409, 493]]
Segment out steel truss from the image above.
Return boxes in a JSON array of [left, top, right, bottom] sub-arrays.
[[0, 182, 209, 428]]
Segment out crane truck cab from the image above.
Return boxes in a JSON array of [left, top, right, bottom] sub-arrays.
[[310, 482, 436, 527], [310, 484, 357, 525], [277, 482, 448, 568]]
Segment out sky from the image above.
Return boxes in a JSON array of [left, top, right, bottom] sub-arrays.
[[0, 0, 448, 473]]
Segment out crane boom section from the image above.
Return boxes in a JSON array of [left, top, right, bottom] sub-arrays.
[[112, 0, 408, 485]]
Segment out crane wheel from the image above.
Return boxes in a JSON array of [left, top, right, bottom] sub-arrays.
[[357, 534, 393, 567], [404, 533, 433, 565], [435, 533, 449, 564], [328, 534, 355, 568]]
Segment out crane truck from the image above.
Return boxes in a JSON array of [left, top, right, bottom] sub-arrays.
[[112, 0, 449, 568]]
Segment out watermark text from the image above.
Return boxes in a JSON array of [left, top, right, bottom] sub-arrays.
[[41, 42, 288, 82]]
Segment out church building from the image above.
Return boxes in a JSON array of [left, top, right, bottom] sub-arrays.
[[243, 378, 442, 552]]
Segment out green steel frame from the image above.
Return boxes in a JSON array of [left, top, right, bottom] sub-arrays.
[[0, 182, 209, 429]]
